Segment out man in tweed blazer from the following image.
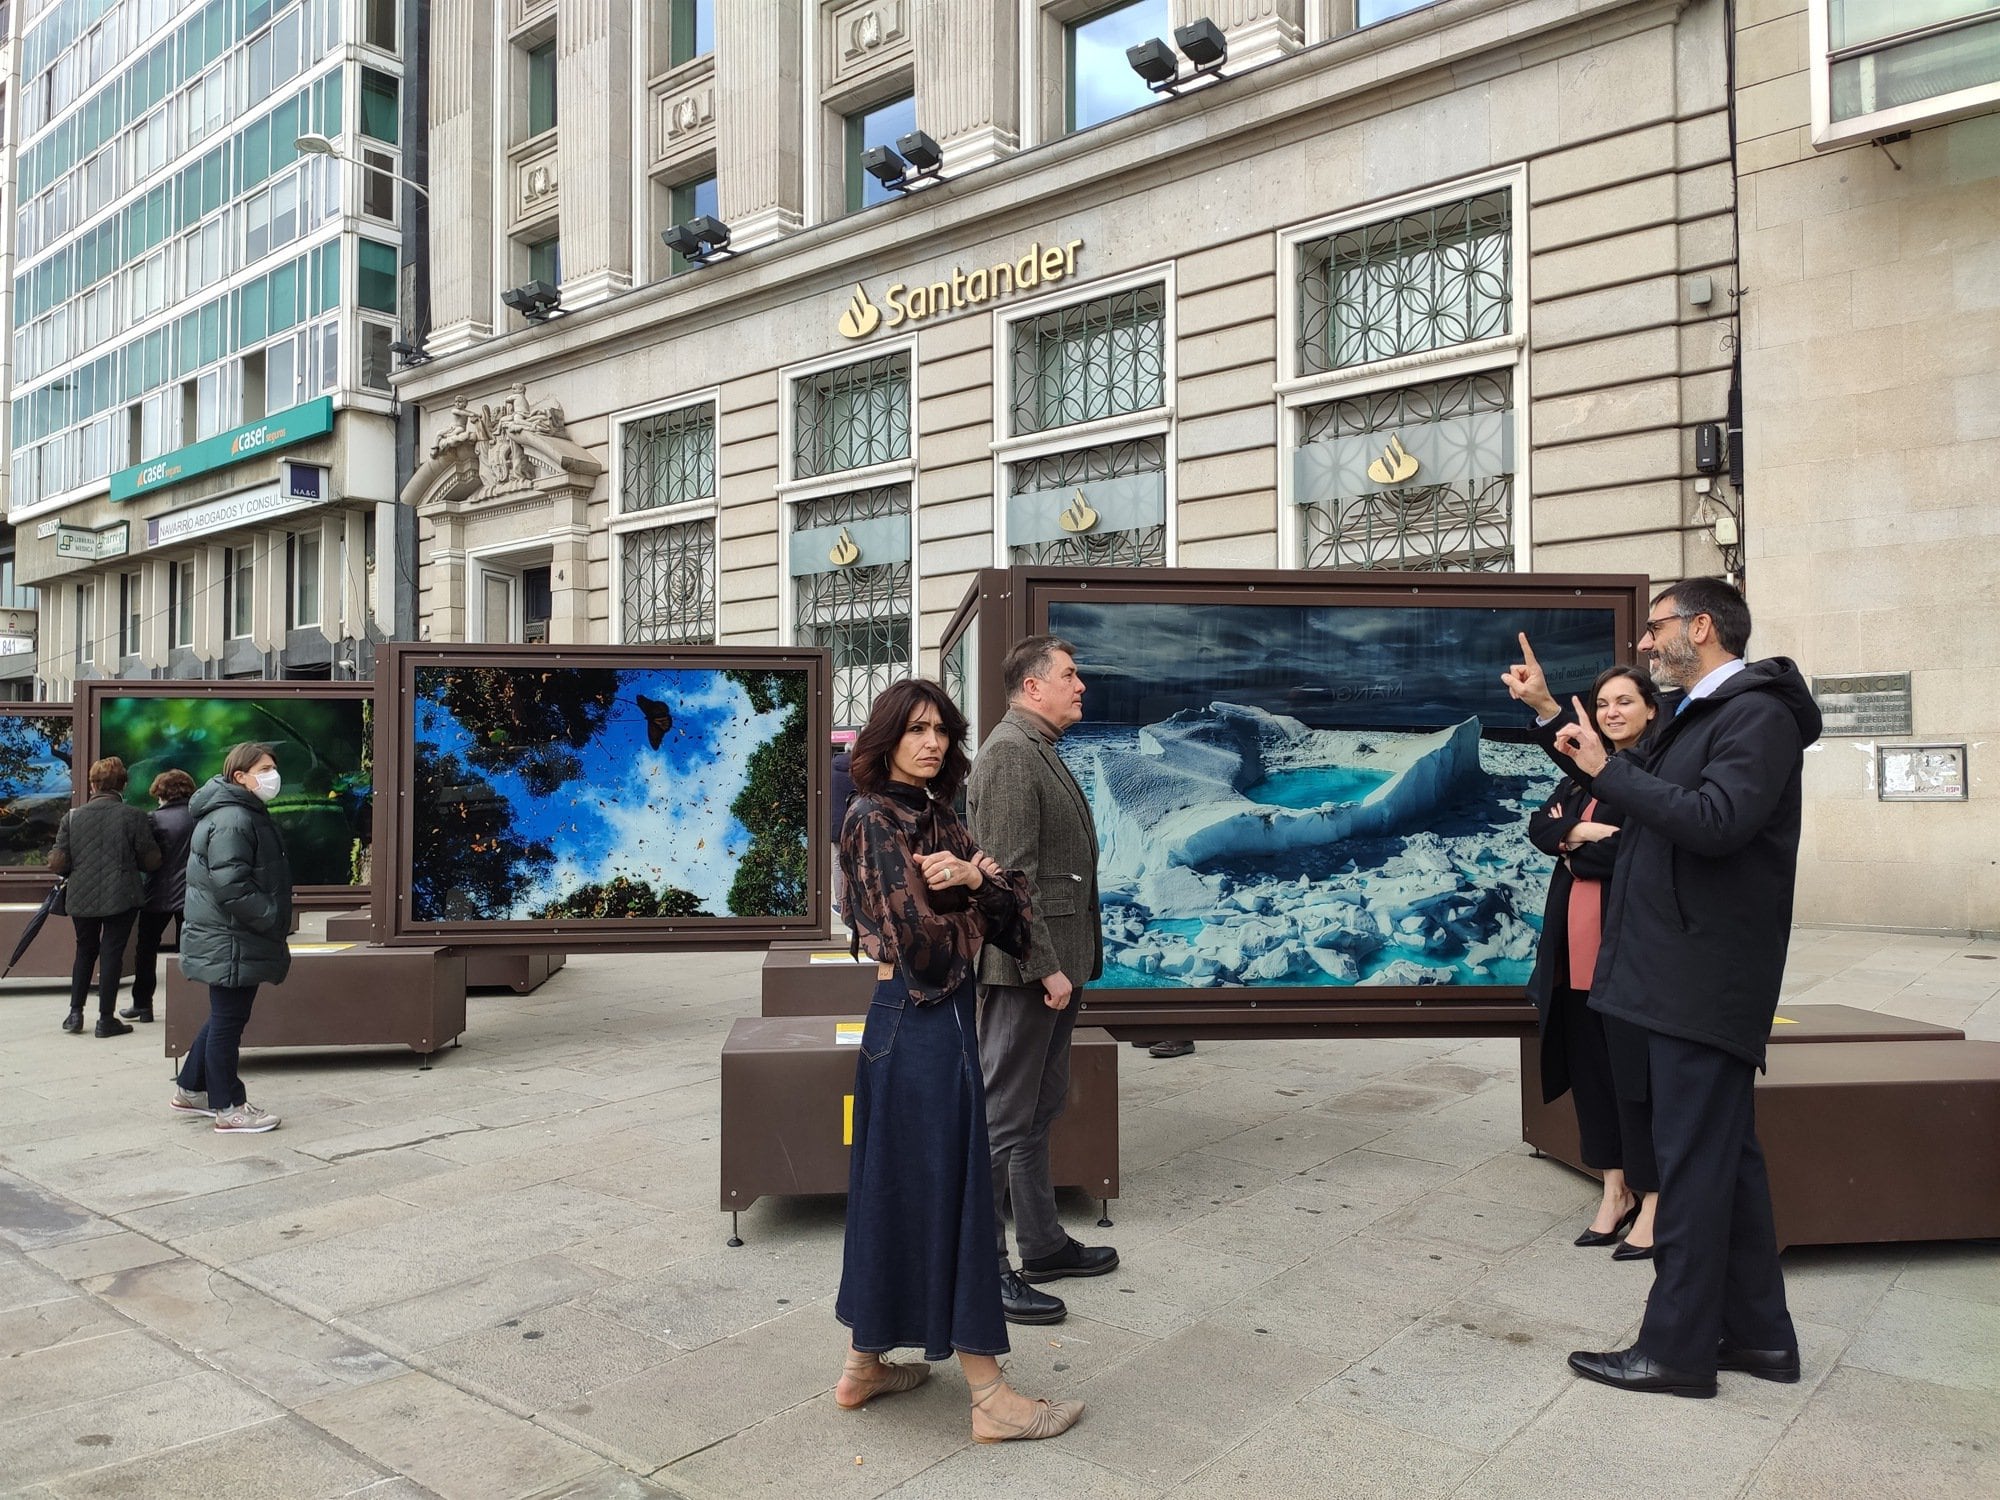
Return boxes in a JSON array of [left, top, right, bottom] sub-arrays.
[[968, 634, 1117, 1326]]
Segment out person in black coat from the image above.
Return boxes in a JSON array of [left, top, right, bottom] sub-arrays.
[[121, 769, 196, 1024], [1522, 665, 1661, 1258], [48, 756, 161, 1037], [1545, 578, 1822, 1399]]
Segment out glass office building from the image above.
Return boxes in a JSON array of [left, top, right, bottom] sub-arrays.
[[3, 0, 415, 689]]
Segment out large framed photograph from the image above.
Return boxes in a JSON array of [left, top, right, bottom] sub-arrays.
[[74, 683, 373, 903], [372, 644, 829, 949], [942, 568, 1648, 1033], [0, 704, 74, 899]]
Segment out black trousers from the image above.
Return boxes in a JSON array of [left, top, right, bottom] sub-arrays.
[[128, 909, 179, 1011], [1635, 1029, 1796, 1374], [69, 910, 138, 1018], [1557, 989, 1658, 1193]]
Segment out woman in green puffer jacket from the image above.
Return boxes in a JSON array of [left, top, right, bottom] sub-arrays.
[[172, 742, 294, 1134]]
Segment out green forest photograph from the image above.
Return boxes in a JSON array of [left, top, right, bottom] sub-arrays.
[[96, 695, 372, 886], [0, 713, 72, 867], [408, 664, 809, 924]]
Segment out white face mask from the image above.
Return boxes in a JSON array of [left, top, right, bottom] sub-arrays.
[[250, 768, 281, 802]]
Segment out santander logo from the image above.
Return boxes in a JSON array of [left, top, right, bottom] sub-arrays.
[[837, 286, 882, 339]]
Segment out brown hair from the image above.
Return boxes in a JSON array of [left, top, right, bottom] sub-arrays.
[[87, 756, 128, 793], [849, 679, 971, 803], [222, 742, 277, 781], [1589, 664, 1660, 741], [149, 769, 197, 802], [1001, 634, 1077, 700]]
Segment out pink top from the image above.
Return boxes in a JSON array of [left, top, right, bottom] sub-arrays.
[[1566, 797, 1604, 988]]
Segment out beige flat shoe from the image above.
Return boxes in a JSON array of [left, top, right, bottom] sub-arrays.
[[836, 1352, 931, 1410], [968, 1371, 1084, 1443]]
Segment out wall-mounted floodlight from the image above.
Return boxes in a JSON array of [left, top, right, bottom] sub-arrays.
[[1126, 18, 1229, 96], [662, 215, 735, 267], [501, 280, 562, 321], [388, 338, 431, 368], [860, 129, 949, 195]]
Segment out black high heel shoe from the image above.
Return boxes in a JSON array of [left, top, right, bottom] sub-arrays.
[[1574, 1202, 1640, 1248], [1611, 1238, 1655, 1262]]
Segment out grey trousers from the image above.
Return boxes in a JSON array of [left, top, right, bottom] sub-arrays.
[[977, 980, 1080, 1266]]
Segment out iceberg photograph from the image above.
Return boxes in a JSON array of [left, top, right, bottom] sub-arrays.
[[1046, 599, 1620, 991], [406, 663, 810, 925]]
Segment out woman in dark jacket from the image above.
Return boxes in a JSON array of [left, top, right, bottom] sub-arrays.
[[121, 769, 197, 1025], [171, 742, 293, 1134], [832, 679, 1082, 1444], [1526, 665, 1662, 1258], [49, 756, 161, 1037]]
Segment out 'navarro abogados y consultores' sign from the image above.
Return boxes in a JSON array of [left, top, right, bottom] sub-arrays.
[[110, 397, 335, 502], [838, 240, 1084, 338]]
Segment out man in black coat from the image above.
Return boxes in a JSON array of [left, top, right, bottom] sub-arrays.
[[1549, 577, 1822, 1398]]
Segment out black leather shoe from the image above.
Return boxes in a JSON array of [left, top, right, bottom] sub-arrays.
[[1567, 1347, 1716, 1398], [1574, 1202, 1640, 1247], [61, 1009, 84, 1034], [1611, 1239, 1655, 1262], [999, 1269, 1066, 1325], [1018, 1236, 1119, 1283], [94, 1016, 133, 1038], [1148, 1039, 1195, 1058], [1717, 1342, 1801, 1383], [118, 1006, 154, 1022]]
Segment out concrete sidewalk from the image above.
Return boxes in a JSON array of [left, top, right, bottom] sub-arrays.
[[2, 927, 1996, 1500]]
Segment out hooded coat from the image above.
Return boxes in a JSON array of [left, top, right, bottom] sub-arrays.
[[143, 797, 195, 914], [179, 776, 294, 989], [1584, 658, 1822, 1068]]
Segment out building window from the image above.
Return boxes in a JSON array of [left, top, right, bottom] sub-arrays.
[[359, 239, 400, 312], [845, 93, 917, 212], [170, 561, 195, 649], [621, 403, 716, 513], [364, 0, 399, 53], [622, 521, 717, 644], [1810, 1, 2000, 146], [523, 566, 552, 643], [669, 0, 715, 67], [119, 572, 141, 658], [359, 68, 400, 144], [792, 352, 911, 479], [1010, 283, 1166, 435], [527, 40, 558, 136], [362, 148, 398, 219], [76, 583, 96, 669], [288, 530, 321, 629], [791, 485, 912, 730], [528, 236, 562, 287], [1358, 0, 1440, 24], [1066, 0, 1167, 134], [1007, 436, 1167, 567], [1296, 191, 1511, 375], [1294, 370, 1515, 572], [224, 546, 254, 639], [360, 321, 396, 392], [667, 175, 718, 274]]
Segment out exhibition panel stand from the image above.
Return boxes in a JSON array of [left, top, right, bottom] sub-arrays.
[[324, 908, 565, 994], [0, 704, 73, 911], [164, 943, 467, 1062]]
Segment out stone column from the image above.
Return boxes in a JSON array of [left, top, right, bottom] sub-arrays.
[[914, 0, 1019, 174], [429, 0, 496, 356], [1172, 0, 1303, 72], [716, 0, 804, 249], [548, 492, 593, 644], [557, 0, 635, 307]]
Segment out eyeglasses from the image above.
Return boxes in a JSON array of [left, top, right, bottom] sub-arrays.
[[1641, 611, 1691, 637]]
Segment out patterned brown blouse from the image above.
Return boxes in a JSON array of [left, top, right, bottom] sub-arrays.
[[840, 780, 1034, 1004]]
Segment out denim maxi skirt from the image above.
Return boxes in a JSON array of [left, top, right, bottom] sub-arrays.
[[835, 972, 1009, 1362]]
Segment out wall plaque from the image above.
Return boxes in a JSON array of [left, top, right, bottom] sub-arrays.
[[1812, 672, 1913, 737], [1878, 744, 1968, 803]]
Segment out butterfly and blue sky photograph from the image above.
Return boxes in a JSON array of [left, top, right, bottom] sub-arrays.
[[407, 664, 810, 924]]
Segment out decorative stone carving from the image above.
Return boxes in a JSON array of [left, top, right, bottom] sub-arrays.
[[408, 385, 604, 512], [510, 134, 561, 233], [827, 0, 909, 90]]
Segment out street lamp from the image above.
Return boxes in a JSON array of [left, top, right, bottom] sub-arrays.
[[294, 132, 432, 202]]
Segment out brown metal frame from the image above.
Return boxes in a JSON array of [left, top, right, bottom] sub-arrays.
[[938, 565, 1650, 1034], [371, 641, 833, 951], [71, 680, 374, 910], [0, 703, 74, 903]]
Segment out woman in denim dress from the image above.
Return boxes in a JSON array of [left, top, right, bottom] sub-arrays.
[[832, 678, 1085, 1443]]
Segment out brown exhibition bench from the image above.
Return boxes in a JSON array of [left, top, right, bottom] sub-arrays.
[[720, 1014, 1120, 1243], [1521, 1004, 2000, 1249], [164, 942, 467, 1061], [324, 908, 566, 994], [2, 901, 300, 984]]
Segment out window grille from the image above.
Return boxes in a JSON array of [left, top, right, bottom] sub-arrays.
[[792, 353, 910, 479], [1008, 436, 1166, 567], [1010, 284, 1165, 436], [621, 519, 717, 644], [621, 403, 715, 512], [792, 484, 911, 728]]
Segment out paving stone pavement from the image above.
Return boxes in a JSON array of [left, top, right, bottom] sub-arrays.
[[1, 926, 1996, 1500]]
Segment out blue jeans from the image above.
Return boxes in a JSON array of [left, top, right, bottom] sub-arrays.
[[176, 985, 259, 1112]]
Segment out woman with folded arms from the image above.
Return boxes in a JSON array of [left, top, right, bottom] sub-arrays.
[[832, 678, 1084, 1443]]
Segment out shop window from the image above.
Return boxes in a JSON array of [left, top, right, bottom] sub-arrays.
[[1065, 0, 1166, 134], [790, 486, 911, 730], [1010, 283, 1165, 436], [791, 352, 910, 479], [621, 520, 717, 644], [1296, 191, 1511, 375], [1811, 1, 2000, 146], [527, 41, 558, 136], [669, 0, 715, 67], [621, 403, 716, 513], [845, 93, 916, 212], [224, 546, 254, 639]]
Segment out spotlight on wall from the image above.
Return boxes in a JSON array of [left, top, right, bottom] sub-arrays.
[[662, 214, 736, 267], [388, 338, 432, 368], [861, 129, 949, 195], [1127, 18, 1228, 96], [500, 280, 563, 321]]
